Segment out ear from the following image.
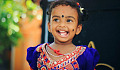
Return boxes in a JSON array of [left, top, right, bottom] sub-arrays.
[[48, 22, 51, 33], [76, 24, 82, 35]]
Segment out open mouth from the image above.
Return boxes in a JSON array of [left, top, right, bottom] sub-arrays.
[[56, 30, 69, 37]]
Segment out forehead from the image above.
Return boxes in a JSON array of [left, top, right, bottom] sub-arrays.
[[51, 5, 78, 18]]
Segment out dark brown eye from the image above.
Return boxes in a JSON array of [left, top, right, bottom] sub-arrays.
[[53, 19, 59, 22], [67, 19, 72, 22]]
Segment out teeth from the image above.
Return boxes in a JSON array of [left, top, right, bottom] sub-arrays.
[[59, 31, 65, 32], [60, 34, 64, 36]]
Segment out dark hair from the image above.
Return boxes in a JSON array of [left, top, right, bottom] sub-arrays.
[[47, 0, 88, 25]]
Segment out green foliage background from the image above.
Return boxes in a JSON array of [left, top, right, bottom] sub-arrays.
[[0, 0, 26, 64], [0, 0, 38, 66]]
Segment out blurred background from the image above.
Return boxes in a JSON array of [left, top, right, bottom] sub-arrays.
[[0, 0, 120, 70]]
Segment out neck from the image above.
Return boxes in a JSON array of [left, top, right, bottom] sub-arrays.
[[48, 41, 76, 55], [55, 42, 71, 45], [54, 38, 73, 45], [49, 41, 75, 49]]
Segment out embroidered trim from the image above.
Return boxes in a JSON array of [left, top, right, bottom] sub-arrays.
[[37, 43, 86, 69]]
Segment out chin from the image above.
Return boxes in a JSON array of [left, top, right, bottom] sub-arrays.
[[55, 39, 72, 44]]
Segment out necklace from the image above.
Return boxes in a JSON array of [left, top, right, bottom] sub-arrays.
[[46, 43, 70, 57]]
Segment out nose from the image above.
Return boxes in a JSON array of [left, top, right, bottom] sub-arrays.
[[57, 20, 67, 30], [58, 20, 66, 27]]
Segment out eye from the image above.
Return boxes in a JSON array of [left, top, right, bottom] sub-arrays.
[[53, 19, 60, 22], [67, 19, 73, 22]]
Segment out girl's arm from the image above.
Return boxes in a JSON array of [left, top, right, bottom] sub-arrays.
[[85, 46, 100, 70], [26, 44, 42, 70], [77, 46, 100, 70]]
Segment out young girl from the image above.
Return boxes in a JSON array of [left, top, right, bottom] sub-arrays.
[[27, 0, 100, 70]]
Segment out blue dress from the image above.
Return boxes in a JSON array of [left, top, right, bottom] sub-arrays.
[[26, 43, 100, 70]]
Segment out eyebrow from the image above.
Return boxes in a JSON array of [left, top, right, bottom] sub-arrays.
[[52, 15, 75, 20], [52, 15, 60, 18], [65, 16, 75, 19]]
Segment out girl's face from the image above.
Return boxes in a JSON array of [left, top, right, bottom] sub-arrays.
[[48, 5, 82, 44]]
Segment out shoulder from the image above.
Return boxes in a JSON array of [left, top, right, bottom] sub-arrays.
[[26, 43, 47, 70], [77, 45, 100, 70], [83, 45, 99, 58], [84, 45, 100, 62]]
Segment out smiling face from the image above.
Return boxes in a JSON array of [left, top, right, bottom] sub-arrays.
[[48, 5, 82, 44]]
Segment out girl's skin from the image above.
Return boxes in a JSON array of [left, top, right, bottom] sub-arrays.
[[47, 5, 82, 60]]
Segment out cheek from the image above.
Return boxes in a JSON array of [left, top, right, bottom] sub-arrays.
[[51, 24, 58, 31], [70, 24, 78, 32]]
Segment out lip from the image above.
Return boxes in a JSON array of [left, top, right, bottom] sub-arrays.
[[56, 30, 69, 38]]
